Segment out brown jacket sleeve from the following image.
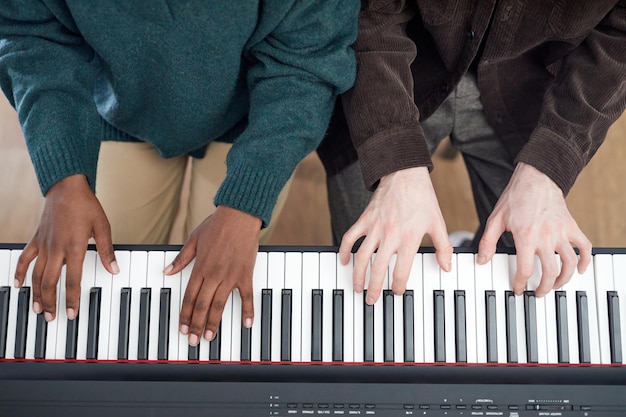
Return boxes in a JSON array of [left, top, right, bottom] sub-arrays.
[[516, 1, 626, 195], [341, 0, 432, 191]]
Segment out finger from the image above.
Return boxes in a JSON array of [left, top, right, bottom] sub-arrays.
[[352, 234, 378, 294], [41, 256, 64, 321], [534, 250, 560, 297], [553, 245, 578, 290], [164, 239, 197, 275], [204, 282, 232, 341], [391, 248, 416, 295], [572, 231, 592, 275], [64, 253, 85, 320], [429, 219, 453, 272], [31, 252, 47, 314], [339, 222, 365, 266], [477, 216, 505, 265], [93, 217, 118, 275], [512, 246, 534, 295], [239, 277, 255, 329], [367, 245, 394, 305], [179, 269, 203, 338], [15, 242, 38, 288], [188, 275, 218, 347]]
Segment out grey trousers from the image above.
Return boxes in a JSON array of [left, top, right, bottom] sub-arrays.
[[327, 73, 515, 248]]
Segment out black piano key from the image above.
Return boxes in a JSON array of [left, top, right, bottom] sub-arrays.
[[454, 290, 467, 363], [524, 291, 539, 363], [0, 286, 10, 358], [433, 290, 445, 363], [209, 322, 221, 361], [607, 291, 622, 364], [65, 317, 79, 360], [281, 289, 292, 362], [34, 313, 48, 359], [576, 291, 591, 364], [137, 288, 151, 360], [403, 290, 415, 362], [383, 290, 394, 363], [14, 287, 30, 359], [332, 289, 343, 362], [117, 288, 132, 360], [505, 290, 518, 363], [363, 290, 374, 362], [86, 287, 102, 360], [260, 289, 272, 362], [555, 291, 570, 363], [157, 288, 171, 361], [311, 289, 323, 362], [188, 344, 199, 361], [485, 290, 498, 363], [240, 325, 252, 361]]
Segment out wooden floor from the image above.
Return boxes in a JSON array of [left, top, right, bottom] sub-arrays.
[[1, 92, 625, 249]]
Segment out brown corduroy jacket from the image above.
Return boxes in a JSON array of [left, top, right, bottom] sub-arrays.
[[319, 0, 626, 194]]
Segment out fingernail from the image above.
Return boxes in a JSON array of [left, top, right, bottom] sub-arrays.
[[204, 330, 214, 341], [14, 279, 19, 288], [33, 301, 42, 314], [366, 295, 375, 305], [44, 311, 53, 322], [446, 261, 452, 271], [67, 308, 76, 320], [180, 324, 189, 335], [244, 318, 253, 328], [111, 261, 120, 275], [354, 285, 363, 293], [189, 334, 199, 346], [163, 264, 173, 275], [477, 254, 486, 264]]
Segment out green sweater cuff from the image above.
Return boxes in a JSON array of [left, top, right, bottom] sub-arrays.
[[213, 160, 286, 228]]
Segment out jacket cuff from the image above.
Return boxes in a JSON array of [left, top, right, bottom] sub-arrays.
[[356, 124, 433, 190], [514, 126, 585, 195]]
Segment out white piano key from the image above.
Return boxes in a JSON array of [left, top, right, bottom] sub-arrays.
[[319, 252, 336, 363], [573, 255, 600, 364], [612, 254, 626, 364], [457, 253, 477, 363], [177, 260, 193, 360], [525, 256, 548, 364], [389, 255, 404, 363], [251, 252, 267, 362], [5, 250, 22, 359], [301, 252, 318, 362], [542, 254, 560, 364], [422, 253, 439, 363], [562, 258, 580, 364], [371, 253, 386, 363], [507, 255, 527, 364], [230, 285, 242, 362], [95, 254, 113, 360], [441, 254, 456, 364], [147, 251, 165, 361], [53, 266, 67, 360], [128, 251, 148, 361], [108, 251, 130, 360], [492, 254, 510, 364], [473, 254, 491, 364], [285, 252, 303, 362], [219, 291, 233, 362], [267, 252, 285, 362], [164, 251, 181, 361], [407, 254, 424, 363], [594, 253, 613, 364], [76, 251, 97, 360], [0, 249, 10, 356], [24, 261, 37, 359]]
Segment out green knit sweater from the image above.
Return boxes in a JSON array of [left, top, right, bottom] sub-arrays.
[[0, 1, 359, 226]]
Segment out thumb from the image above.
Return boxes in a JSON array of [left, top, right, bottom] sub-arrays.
[[164, 238, 198, 275], [93, 217, 118, 275], [477, 216, 505, 265]]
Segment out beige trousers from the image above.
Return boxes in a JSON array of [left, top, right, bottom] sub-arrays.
[[96, 141, 290, 245]]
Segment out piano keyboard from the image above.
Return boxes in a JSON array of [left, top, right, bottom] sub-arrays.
[[1, 245, 625, 366]]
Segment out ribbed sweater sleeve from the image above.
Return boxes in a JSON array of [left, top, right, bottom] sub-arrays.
[[516, 1, 626, 195], [0, 1, 101, 195], [214, 0, 359, 226]]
